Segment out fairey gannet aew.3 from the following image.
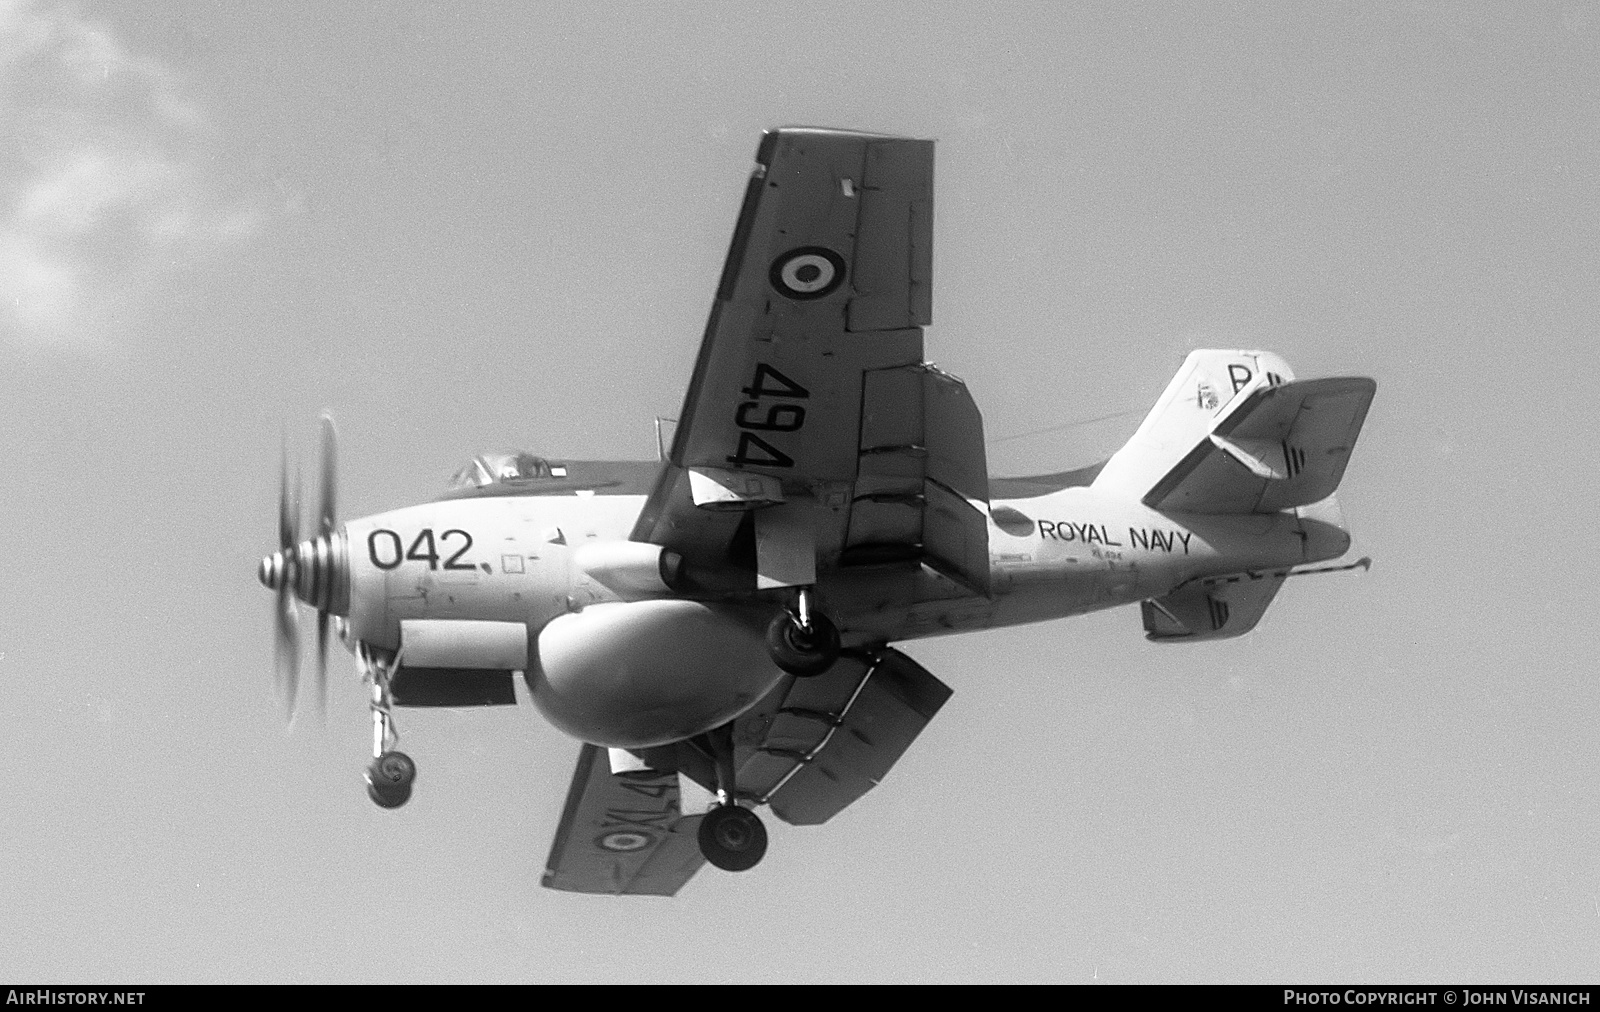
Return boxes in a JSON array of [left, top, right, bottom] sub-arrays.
[[259, 127, 1375, 895]]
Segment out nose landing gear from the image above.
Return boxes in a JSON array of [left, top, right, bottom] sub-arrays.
[[765, 586, 840, 677], [360, 645, 416, 810]]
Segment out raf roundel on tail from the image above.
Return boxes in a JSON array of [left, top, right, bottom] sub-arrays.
[[257, 127, 1376, 895]]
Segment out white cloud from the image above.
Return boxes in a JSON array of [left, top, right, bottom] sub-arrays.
[[0, 1, 265, 351]]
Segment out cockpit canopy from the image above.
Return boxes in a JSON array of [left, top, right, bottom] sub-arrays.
[[447, 451, 570, 491]]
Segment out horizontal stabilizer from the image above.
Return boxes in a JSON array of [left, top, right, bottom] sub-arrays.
[[1144, 376, 1376, 514], [1142, 570, 1287, 642], [1092, 349, 1294, 504]]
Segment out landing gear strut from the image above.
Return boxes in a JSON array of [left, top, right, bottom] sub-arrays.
[[693, 723, 768, 872], [360, 645, 416, 809], [765, 586, 840, 677]]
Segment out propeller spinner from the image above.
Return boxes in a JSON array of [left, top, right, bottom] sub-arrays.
[[258, 413, 348, 723]]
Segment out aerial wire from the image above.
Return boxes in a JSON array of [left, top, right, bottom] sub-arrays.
[[986, 406, 1146, 446], [650, 405, 1147, 451]]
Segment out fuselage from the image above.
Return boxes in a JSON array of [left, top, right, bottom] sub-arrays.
[[337, 462, 1346, 650], [270, 457, 1347, 748]]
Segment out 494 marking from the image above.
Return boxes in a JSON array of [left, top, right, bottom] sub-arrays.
[[367, 528, 475, 571], [727, 362, 808, 469]]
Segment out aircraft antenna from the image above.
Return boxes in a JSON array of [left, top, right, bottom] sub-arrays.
[[654, 416, 677, 462], [987, 406, 1146, 447]]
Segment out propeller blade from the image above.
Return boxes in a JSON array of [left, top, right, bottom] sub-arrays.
[[318, 412, 337, 536], [314, 412, 338, 719], [271, 415, 340, 725], [275, 438, 304, 723], [314, 609, 329, 720], [275, 583, 301, 721], [278, 443, 298, 551]]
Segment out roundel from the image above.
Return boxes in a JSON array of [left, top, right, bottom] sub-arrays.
[[597, 830, 654, 853], [769, 246, 846, 300]]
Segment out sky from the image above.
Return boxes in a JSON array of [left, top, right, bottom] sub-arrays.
[[1, 0, 1597, 984]]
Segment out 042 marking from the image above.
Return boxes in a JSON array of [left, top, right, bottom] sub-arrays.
[[368, 528, 475, 571]]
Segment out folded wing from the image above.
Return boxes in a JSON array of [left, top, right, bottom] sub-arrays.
[[631, 128, 990, 596], [734, 647, 953, 826], [541, 744, 705, 896], [628, 648, 954, 829], [541, 650, 953, 896]]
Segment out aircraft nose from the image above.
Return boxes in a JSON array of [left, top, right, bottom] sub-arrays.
[[258, 532, 348, 611]]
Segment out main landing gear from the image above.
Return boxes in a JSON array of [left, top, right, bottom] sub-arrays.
[[367, 750, 416, 809], [693, 723, 768, 872], [360, 645, 416, 809], [765, 586, 840, 678], [699, 805, 767, 872]]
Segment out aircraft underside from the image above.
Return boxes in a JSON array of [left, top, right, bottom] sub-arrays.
[[257, 128, 1375, 893]]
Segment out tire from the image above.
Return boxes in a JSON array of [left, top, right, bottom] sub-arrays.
[[367, 750, 416, 790], [765, 611, 841, 677], [367, 782, 411, 809], [696, 805, 768, 872]]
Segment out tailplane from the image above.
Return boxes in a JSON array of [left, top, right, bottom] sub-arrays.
[[1092, 350, 1375, 515]]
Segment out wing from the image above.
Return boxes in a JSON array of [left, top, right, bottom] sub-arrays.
[[561, 648, 951, 892], [625, 649, 953, 829], [540, 744, 706, 896], [733, 647, 953, 825], [632, 128, 990, 596]]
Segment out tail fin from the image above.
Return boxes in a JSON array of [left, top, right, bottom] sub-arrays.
[[1092, 350, 1375, 515], [1092, 350, 1297, 500]]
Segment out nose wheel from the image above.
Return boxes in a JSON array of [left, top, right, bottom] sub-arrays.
[[765, 586, 840, 677], [360, 644, 416, 810]]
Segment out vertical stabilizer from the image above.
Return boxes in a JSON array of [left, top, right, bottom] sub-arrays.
[[1092, 349, 1294, 501]]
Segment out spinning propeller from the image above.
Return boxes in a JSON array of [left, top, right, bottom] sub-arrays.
[[259, 413, 346, 723]]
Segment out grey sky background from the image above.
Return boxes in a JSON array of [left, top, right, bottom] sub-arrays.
[[1, 0, 1596, 983]]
